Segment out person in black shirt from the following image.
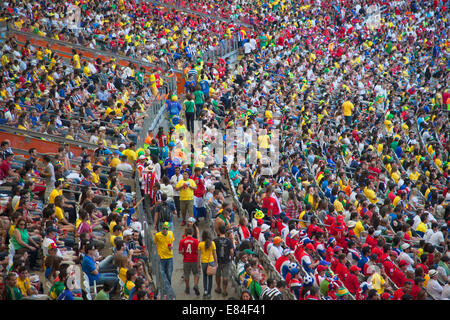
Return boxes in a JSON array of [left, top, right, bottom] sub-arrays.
[[213, 224, 234, 297]]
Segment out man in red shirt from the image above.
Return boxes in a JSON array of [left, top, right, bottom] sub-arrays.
[[326, 237, 336, 262], [262, 186, 280, 221], [410, 277, 425, 300], [391, 260, 409, 288], [251, 219, 264, 240], [393, 280, 412, 300], [345, 265, 361, 296], [382, 250, 398, 278], [191, 167, 206, 220], [0, 152, 18, 180], [178, 227, 200, 295], [370, 238, 385, 263], [335, 253, 349, 282]]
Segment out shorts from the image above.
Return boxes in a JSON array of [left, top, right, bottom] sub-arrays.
[[180, 199, 194, 218], [183, 262, 199, 278], [216, 262, 231, 279]]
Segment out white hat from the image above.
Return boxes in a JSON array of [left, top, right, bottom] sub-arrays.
[[138, 155, 146, 160], [373, 230, 382, 237], [401, 243, 410, 250], [429, 269, 437, 277], [99, 126, 106, 131], [119, 144, 126, 149], [261, 224, 270, 232], [290, 229, 299, 238], [130, 221, 142, 232], [187, 217, 196, 223], [123, 229, 133, 237], [346, 220, 356, 229], [282, 248, 293, 256]]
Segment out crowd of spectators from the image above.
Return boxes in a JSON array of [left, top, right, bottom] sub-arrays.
[[154, 0, 450, 300], [1, 0, 450, 302]]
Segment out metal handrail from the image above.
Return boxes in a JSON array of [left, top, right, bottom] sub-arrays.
[[7, 26, 181, 76], [0, 124, 99, 150]]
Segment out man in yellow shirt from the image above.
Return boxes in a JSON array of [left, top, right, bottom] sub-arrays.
[[342, 99, 354, 127], [154, 222, 175, 287], [48, 179, 63, 204], [16, 266, 37, 297], [72, 49, 81, 70], [175, 171, 197, 226], [110, 151, 122, 168]]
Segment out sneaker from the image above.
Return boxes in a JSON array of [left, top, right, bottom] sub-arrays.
[[185, 287, 190, 294], [206, 294, 211, 299], [194, 286, 200, 296], [181, 221, 186, 226], [203, 291, 208, 299]]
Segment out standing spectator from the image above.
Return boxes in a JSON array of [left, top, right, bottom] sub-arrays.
[[198, 230, 217, 299], [40, 155, 56, 203], [153, 222, 175, 289], [175, 171, 197, 226], [178, 227, 200, 296], [214, 224, 234, 297]]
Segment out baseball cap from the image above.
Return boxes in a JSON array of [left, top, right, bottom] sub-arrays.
[[398, 259, 409, 267], [317, 265, 328, 272], [46, 226, 58, 234], [261, 224, 270, 232], [350, 265, 361, 272], [401, 243, 410, 250], [381, 292, 392, 300], [273, 236, 282, 244], [138, 155, 146, 160], [244, 249, 255, 255], [373, 230, 382, 237], [123, 229, 133, 237], [334, 246, 343, 253], [187, 217, 196, 223], [282, 248, 293, 256], [257, 219, 264, 226], [305, 243, 315, 251]]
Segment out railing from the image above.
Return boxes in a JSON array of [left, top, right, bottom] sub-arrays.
[[147, 0, 254, 29], [132, 76, 175, 299], [7, 26, 179, 77], [0, 125, 99, 150]]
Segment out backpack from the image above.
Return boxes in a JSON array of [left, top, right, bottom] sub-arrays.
[[158, 203, 172, 224]]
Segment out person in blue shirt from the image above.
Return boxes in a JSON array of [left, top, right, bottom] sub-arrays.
[[199, 76, 210, 98], [163, 155, 176, 179], [357, 246, 371, 270], [167, 95, 182, 124], [81, 243, 119, 288], [184, 75, 196, 93]]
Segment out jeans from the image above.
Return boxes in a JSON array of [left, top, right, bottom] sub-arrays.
[[186, 112, 195, 133], [98, 255, 117, 273], [201, 263, 213, 295], [96, 272, 119, 288], [160, 258, 173, 286]]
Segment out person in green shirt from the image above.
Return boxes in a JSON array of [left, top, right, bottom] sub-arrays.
[[148, 139, 160, 158], [5, 272, 23, 300], [184, 93, 196, 133], [193, 85, 204, 119], [95, 279, 114, 300], [136, 66, 145, 88]]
